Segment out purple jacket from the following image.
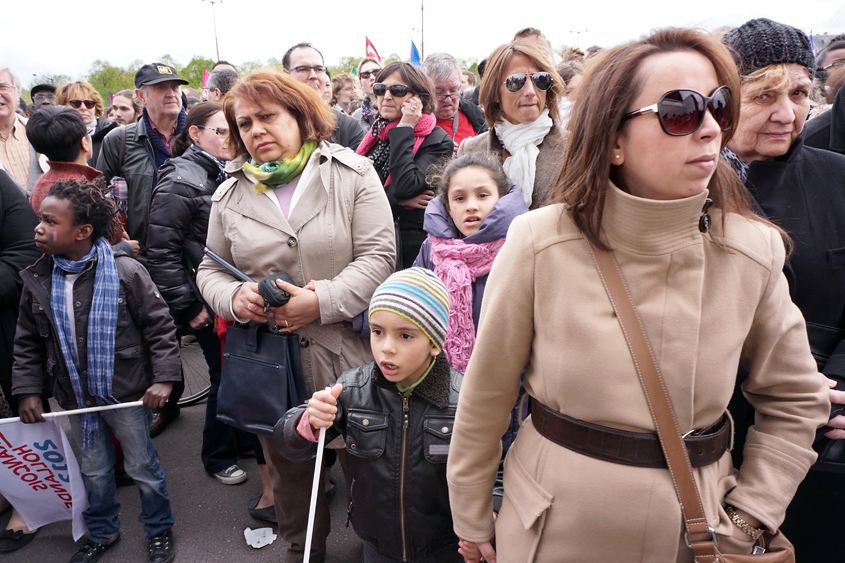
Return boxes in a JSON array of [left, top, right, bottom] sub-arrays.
[[413, 187, 528, 330]]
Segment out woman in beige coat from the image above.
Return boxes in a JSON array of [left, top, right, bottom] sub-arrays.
[[196, 71, 395, 562], [447, 29, 830, 563]]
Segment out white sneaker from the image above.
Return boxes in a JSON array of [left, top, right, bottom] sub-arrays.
[[214, 464, 247, 485]]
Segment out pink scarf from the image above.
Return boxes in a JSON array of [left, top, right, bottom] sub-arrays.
[[356, 113, 436, 186], [429, 234, 507, 372]]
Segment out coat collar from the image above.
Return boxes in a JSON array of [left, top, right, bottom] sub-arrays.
[[372, 353, 453, 409]]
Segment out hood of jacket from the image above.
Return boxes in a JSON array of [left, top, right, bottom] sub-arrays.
[[422, 186, 528, 243]]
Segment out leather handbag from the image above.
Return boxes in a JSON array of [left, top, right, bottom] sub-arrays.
[[587, 239, 795, 562], [203, 248, 308, 436]]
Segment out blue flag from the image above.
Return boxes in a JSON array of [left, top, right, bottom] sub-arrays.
[[411, 41, 421, 66]]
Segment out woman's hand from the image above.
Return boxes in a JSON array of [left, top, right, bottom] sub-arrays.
[[189, 307, 214, 330], [269, 279, 321, 332], [403, 189, 435, 210], [729, 507, 763, 542], [459, 539, 496, 563], [232, 282, 267, 323], [825, 378, 845, 439], [307, 383, 343, 429], [400, 96, 422, 128]]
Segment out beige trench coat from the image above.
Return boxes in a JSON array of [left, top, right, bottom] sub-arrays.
[[196, 142, 395, 401], [446, 184, 829, 562]]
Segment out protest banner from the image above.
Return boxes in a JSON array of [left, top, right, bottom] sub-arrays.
[[0, 419, 88, 539]]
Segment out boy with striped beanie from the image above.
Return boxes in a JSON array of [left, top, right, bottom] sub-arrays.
[[275, 268, 466, 562]]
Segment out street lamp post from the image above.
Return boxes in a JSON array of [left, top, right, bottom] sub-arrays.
[[570, 29, 588, 49], [202, 0, 221, 61]]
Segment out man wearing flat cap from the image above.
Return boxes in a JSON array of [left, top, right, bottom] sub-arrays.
[[29, 84, 57, 113], [96, 62, 189, 436]]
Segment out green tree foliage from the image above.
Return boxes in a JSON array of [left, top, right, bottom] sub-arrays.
[[87, 60, 135, 102], [181, 56, 215, 90], [29, 74, 72, 88], [328, 56, 363, 79]]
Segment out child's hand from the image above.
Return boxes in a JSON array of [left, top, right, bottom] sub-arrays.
[[307, 383, 343, 430], [142, 383, 173, 408], [459, 539, 496, 563], [18, 396, 45, 424]]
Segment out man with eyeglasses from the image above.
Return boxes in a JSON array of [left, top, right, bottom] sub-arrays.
[[804, 34, 845, 155], [421, 53, 487, 153], [30, 84, 57, 112], [204, 68, 239, 102], [0, 65, 42, 193], [281, 42, 365, 151]]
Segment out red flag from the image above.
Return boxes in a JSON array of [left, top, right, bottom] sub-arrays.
[[365, 36, 382, 63]]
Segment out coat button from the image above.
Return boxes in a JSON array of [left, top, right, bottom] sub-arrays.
[[38, 306, 43, 311], [118, 297, 123, 303], [441, 426, 449, 434], [287, 237, 297, 248], [350, 443, 357, 450], [300, 339, 310, 348], [85, 400, 91, 406], [75, 301, 81, 308], [177, 176, 182, 180], [77, 337, 84, 343], [33, 273, 38, 278], [362, 419, 369, 427], [82, 370, 87, 375]]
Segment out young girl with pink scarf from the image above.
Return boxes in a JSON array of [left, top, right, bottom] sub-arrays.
[[413, 154, 528, 373]]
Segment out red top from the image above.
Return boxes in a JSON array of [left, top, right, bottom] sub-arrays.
[[436, 109, 477, 146]]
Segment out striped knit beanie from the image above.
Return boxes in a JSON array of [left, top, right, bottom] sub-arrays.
[[369, 268, 450, 350], [722, 18, 816, 78]]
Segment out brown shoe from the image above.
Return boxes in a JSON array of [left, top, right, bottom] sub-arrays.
[[149, 413, 173, 438]]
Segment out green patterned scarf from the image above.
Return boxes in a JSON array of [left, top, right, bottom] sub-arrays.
[[242, 141, 318, 194]]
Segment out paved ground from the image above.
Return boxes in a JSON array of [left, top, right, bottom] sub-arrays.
[[2, 342, 363, 563]]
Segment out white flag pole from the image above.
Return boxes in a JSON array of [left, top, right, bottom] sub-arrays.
[[0, 401, 144, 426], [303, 387, 332, 563]]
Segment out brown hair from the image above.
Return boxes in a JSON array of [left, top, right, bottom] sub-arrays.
[[223, 70, 336, 159], [553, 27, 778, 251], [375, 62, 436, 114], [56, 81, 105, 118], [114, 89, 141, 117], [172, 101, 223, 157], [429, 153, 512, 207], [479, 41, 565, 127]]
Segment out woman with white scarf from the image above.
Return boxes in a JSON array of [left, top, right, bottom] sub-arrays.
[[458, 41, 566, 209]]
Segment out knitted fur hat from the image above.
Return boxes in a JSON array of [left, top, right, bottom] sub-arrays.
[[369, 268, 450, 350], [722, 18, 816, 77]]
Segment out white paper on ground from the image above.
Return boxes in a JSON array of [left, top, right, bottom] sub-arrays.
[[244, 526, 277, 548]]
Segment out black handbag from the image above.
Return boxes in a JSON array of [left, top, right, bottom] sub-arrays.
[[204, 248, 308, 436]]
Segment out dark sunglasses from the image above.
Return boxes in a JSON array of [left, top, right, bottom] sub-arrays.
[[68, 99, 96, 110], [373, 83, 413, 97], [360, 70, 381, 79], [624, 86, 733, 136], [502, 72, 553, 93]]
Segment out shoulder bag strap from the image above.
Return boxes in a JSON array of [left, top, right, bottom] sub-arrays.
[[587, 239, 720, 562]]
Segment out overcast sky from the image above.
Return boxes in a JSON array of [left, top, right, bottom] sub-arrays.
[[2, 0, 843, 87]]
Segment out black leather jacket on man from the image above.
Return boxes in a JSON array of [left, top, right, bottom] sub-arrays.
[[804, 81, 845, 155], [96, 119, 157, 259], [459, 98, 487, 135], [275, 353, 462, 560], [146, 147, 223, 325]]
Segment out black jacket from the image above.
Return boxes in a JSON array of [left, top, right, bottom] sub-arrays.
[[730, 135, 845, 472], [96, 120, 159, 259], [0, 171, 41, 414], [89, 115, 118, 168], [332, 110, 366, 152], [11, 253, 182, 409], [275, 354, 462, 560], [459, 98, 487, 136], [803, 83, 845, 155], [146, 147, 223, 325]]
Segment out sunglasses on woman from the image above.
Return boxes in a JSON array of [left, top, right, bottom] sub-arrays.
[[68, 99, 96, 109], [373, 83, 413, 97], [359, 70, 381, 80], [623, 86, 733, 136], [502, 72, 553, 93]]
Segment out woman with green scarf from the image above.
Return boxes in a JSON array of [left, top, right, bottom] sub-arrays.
[[196, 70, 396, 562]]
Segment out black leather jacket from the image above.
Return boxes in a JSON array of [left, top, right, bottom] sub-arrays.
[[275, 354, 462, 560], [146, 147, 223, 325]]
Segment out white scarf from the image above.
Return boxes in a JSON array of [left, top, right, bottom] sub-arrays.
[[494, 108, 553, 207]]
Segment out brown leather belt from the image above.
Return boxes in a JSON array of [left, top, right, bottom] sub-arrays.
[[529, 397, 731, 469]]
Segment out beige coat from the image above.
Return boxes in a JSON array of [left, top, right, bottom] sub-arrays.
[[456, 123, 566, 210], [196, 142, 395, 400], [446, 184, 829, 562]]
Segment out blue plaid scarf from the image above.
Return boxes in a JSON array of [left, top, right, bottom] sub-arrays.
[[51, 238, 120, 449]]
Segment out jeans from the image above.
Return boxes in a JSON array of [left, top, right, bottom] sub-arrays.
[[69, 405, 175, 544]]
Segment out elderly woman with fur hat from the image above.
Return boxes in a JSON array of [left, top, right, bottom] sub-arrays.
[[721, 18, 845, 562]]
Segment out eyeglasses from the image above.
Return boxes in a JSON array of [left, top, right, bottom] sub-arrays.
[[68, 99, 96, 110], [0, 83, 14, 93], [824, 61, 845, 70], [359, 70, 381, 80], [435, 91, 462, 101], [373, 83, 413, 97], [197, 125, 228, 137], [502, 72, 553, 93], [623, 86, 733, 136], [291, 65, 327, 75]]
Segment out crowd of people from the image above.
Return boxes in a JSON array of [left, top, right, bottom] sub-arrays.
[[0, 18, 844, 563]]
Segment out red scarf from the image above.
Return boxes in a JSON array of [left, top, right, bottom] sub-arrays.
[[356, 113, 436, 186]]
